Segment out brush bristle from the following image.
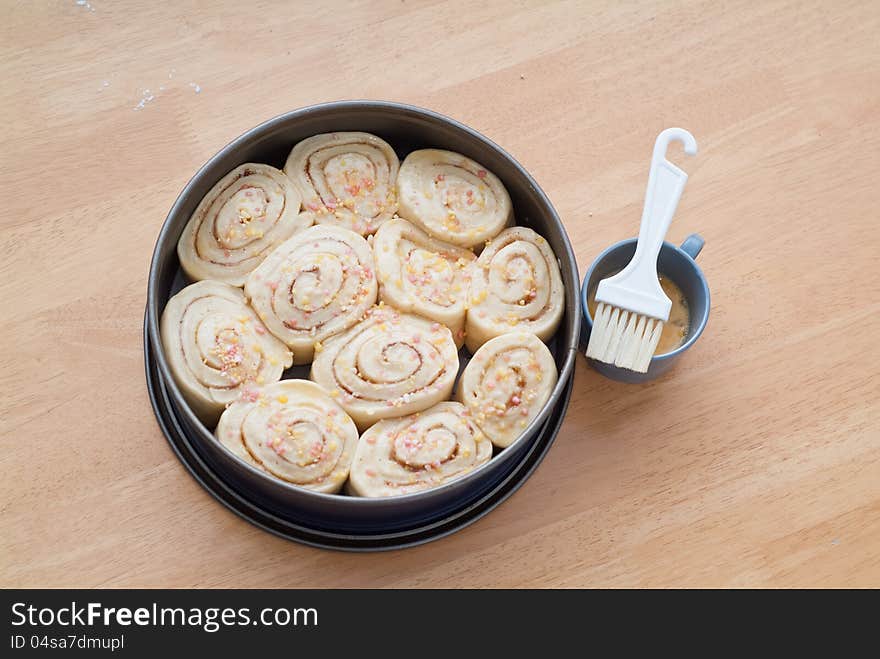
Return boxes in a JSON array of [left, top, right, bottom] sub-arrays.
[[586, 302, 664, 373]]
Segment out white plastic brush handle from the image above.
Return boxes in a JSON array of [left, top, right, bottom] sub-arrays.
[[596, 127, 698, 320]]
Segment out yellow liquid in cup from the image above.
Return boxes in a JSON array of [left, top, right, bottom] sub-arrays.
[[587, 272, 690, 355]]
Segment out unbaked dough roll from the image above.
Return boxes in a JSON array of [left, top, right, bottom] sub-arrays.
[[244, 225, 378, 365], [177, 163, 312, 286], [465, 226, 564, 353], [372, 217, 476, 348], [397, 149, 512, 248], [215, 380, 358, 493], [310, 305, 459, 430], [160, 280, 293, 422], [457, 332, 557, 448], [284, 132, 399, 236], [348, 402, 492, 497]]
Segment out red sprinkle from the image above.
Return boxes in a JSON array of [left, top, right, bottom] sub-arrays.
[[477, 169, 487, 179]]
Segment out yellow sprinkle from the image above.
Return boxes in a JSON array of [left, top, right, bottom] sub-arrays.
[[256, 376, 265, 385], [330, 388, 340, 397], [277, 395, 288, 404], [314, 341, 324, 353]]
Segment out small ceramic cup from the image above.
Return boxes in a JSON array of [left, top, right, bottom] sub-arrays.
[[580, 234, 710, 383]]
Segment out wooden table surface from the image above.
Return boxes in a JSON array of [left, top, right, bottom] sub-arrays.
[[2, 0, 878, 588]]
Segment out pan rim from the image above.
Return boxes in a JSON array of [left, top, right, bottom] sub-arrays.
[[146, 100, 580, 508]]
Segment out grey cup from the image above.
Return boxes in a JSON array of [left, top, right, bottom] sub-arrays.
[[581, 234, 710, 383]]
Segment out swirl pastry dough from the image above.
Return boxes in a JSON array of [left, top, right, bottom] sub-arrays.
[[348, 402, 492, 497], [397, 149, 512, 248], [465, 226, 564, 353], [177, 163, 312, 286], [284, 132, 399, 236], [372, 217, 476, 347], [160, 280, 293, 422], [215, 380, 358, 493], [245, 225, 378, 365], [310, 305, 459, 430], [457, 332, 557, 448]]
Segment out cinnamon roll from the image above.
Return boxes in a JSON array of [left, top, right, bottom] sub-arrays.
[[284, 132, 399, 236], [372, 217, 476, 347], [310, 305, 459, 430], [457, 332, 557, 448], [177, 163, 312, 286], [465, 226, 564, 353], [397, 149, 512, 248], [215, 380, 358, 493], [160, 280, 293, 422], [244, 225, 378, 365], [348, 402, 492, 497]]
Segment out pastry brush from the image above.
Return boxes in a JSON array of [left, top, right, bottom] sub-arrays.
[[586, 128, 697, 372]]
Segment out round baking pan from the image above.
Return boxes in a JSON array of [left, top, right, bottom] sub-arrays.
[[145, 101, 580, 545], [145, 321, 573, 550]]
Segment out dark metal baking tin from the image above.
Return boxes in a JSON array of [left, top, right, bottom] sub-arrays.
[[145, 101, 581, 550]]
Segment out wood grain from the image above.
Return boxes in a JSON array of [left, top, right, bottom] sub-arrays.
[[1, 0, 878, 588]]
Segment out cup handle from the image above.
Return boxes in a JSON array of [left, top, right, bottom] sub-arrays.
[[680, 233, 705, 260]]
